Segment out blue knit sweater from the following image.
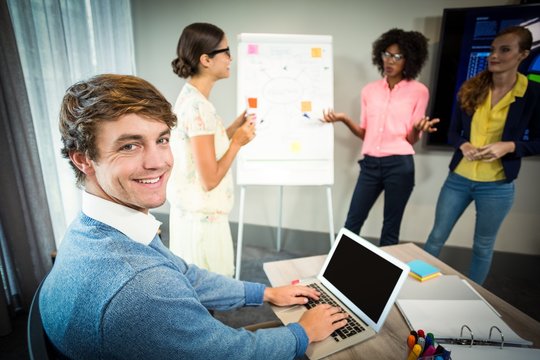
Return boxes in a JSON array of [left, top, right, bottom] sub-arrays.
[[40, 213, 308, 359]]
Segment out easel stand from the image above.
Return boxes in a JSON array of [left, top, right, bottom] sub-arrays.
[[235, 185, 335, 280]]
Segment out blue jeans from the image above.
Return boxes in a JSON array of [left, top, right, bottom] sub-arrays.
[[345, 155, 414, 246], [424, 172, 515, 284]]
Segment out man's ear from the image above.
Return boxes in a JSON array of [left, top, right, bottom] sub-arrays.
[[69, 151, 95, 176]]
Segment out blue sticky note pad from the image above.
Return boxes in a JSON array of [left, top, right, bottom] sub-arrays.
[[407, 259, 439, 277]]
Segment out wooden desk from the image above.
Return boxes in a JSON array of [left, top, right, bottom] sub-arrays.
[[263, 242, 540, 359]]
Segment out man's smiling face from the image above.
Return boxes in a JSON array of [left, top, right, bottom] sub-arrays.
[[77, 113, 173, 213]]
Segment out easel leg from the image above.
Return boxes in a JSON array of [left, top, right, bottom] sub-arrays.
[[277, 185, 283, 251], [235, 186, 246, 280], [326, 186, 335, 247]]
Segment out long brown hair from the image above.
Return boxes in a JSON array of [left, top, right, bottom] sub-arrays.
[[457, 26, 532, 115]]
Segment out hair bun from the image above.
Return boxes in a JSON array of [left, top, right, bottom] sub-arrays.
[[171, 57, 182, 77], [171, 57, 195, 78]]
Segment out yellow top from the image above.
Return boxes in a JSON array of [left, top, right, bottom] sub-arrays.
[[455, 73, 527, 181]]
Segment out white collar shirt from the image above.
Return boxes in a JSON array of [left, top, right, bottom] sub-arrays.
[[81, 191, 161, 246]]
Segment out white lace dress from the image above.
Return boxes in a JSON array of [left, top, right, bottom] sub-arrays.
[[167, 83, 235, 276]]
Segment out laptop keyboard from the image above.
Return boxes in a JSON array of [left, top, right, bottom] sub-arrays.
[[304, 283, 366, 342]]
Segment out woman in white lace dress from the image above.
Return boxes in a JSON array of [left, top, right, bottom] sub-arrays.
[[168, 23, 256, 276]]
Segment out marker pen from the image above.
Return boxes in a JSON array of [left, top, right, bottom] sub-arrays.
[[406, 344, 422, 360]]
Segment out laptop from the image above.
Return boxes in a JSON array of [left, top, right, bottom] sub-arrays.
[[274, 228, 410, 359]]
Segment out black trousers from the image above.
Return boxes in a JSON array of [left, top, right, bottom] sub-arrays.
[[344, 155, 414, 246]]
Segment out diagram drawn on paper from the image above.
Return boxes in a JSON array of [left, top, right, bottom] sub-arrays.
[[237, 34, 334, 162]]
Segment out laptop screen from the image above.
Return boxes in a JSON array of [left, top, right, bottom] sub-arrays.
[[320, 230, 408, 331]]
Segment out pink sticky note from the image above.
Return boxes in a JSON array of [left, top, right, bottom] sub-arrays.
[[247, 44, 259, 55]]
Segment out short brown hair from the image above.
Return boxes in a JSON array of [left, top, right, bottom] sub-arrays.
[[59, 74, 177, 187]]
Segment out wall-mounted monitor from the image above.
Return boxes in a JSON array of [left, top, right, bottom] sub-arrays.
[[427, 3, 540, 147]]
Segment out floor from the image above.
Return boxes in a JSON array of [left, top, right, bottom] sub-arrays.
[[2, 222, 539, 359]]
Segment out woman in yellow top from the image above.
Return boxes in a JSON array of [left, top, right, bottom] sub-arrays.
[[424, 26, 540, 284], [167, 23, 256, 276]]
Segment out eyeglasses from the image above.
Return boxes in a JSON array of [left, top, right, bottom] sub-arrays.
[[208, 47, 230, 58], [381, 51, 404, 62]]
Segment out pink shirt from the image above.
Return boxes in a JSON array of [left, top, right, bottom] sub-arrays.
[[359, 78, 429, 156]]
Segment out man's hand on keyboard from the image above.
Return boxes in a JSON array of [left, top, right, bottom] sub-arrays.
[[298, 304, 349, 343], [263, 285, 320, 306]]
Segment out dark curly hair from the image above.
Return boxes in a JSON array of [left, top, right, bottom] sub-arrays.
[[59, 74, 177, 187], [458, 26, 532, 115], [372, 28, 429, 80], [171, 23, 225, 78]]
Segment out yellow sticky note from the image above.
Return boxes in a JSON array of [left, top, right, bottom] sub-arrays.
[[291, 141, 302, 153], [311, 47, 322, 58], [301, 101, 312, 112]]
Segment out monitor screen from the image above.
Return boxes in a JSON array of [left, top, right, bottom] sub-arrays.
[[427, 4, 540, 147]]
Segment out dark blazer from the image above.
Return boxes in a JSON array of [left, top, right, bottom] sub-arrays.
[[448, 79, 540, 181]]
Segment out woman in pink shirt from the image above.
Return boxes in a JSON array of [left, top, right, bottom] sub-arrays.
[[324, 28, 438, 246]]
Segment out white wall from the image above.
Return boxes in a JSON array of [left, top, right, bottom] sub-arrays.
[[132, 0, 540, 255]]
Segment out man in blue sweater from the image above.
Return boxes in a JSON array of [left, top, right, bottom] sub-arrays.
[[39, 74, 348, 359]]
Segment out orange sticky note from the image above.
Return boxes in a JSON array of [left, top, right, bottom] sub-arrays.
[[301, 101, 312, 112], [247, 97, 258, 108], [311, 47, 322, 58]]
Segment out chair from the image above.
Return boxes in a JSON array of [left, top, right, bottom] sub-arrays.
[[27, 277, 61, 360]]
